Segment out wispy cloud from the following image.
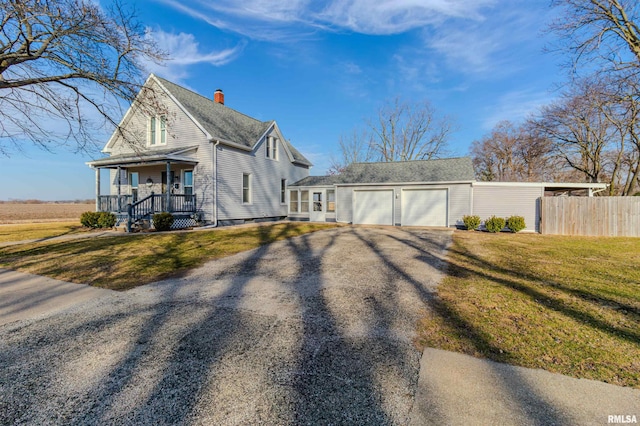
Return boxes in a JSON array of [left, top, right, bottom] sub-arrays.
[[156, 0, 321, 42], [157, 0, 497, 40], [143, 29, 245, 81], [318, 0, 495, 34], [424, 4, 550, 76]]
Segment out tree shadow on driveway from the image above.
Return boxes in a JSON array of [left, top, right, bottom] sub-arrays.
[[0, 226, 573, 425]]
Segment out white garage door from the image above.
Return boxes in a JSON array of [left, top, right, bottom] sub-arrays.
[[353, 190, 394, 225], [402, 189, 447, 227]]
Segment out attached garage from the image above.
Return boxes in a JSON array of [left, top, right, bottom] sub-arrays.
[[401, 189, 448, 226], [289, 158, 609, 233], [353, 190, 394, 225]]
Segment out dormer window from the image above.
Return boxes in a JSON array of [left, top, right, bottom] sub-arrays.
[[149, 115, 167, 146], [266, 136, 278, 160]]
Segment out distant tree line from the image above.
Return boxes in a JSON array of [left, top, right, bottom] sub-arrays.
[[0, 199, 94, 204], [472, 0, 640, 196]]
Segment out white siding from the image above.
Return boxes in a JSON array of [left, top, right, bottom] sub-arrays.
[[449, 184, 472, 227], [472, 185, 543, 232], [101, 79, 312, 224], [105, 79, 215, 222], [336, 186, 353, 223], [216, 132, 309, 221], [401, 189, 447, 226], [335, 183, 472, 227]]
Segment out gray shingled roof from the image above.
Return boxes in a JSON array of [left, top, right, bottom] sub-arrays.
[[291, 157, 475, 186], [155, 76, 312, 166], [292, 175, 340, 186]]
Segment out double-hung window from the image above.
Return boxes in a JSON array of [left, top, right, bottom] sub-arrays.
[[242, 173, 251, 204], [130, 172, 139, 202], [281, 179, 287, 204], [266, 136, 278, 160], [149, 115, 167, 146], [300, 190, 309, 213], [184, 171, 193, 202], [327, 189, 335, 213], [289, 190, 299, 213]]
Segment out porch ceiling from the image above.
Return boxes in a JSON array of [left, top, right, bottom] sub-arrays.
[[87, 147, 199, 169]]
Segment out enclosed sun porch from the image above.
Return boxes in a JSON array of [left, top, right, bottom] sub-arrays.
[[87, 149, 200, 231]]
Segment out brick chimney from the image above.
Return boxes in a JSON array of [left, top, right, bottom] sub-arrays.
[[214, 89, 224, 105]]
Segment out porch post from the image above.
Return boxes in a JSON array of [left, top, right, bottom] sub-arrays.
[[117, 166, 122, 212], [95, 168, 100, 212], [166, 161, 171, 212]]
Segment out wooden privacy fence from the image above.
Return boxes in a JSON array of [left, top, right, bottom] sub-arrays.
[[541, 197, 640, 237]]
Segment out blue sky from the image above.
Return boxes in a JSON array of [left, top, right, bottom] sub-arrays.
[[1, 0, 567, 200]]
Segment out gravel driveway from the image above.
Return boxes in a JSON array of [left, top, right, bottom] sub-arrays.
[[0, 226, 452, 425]]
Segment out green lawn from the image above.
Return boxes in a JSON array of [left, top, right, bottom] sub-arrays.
[[0, 222, 338, 291], [0, 222, 86, 243], [417, 231, 640, 388]]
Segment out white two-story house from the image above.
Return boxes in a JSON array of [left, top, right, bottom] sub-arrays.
[[87, 74, 312, 229]]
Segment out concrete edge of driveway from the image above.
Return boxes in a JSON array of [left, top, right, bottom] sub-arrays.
[[410, 347, 640, 426], [0, 268, 115, 327]]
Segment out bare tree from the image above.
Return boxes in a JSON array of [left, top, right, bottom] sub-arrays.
[[534, 83, 612, 183], [548, 0, 640, 193], [328, 97, 454, 174], [551, 0, 640, 79], [328, 129, 374, 175], [601, 77, 640, 194], [367, 97, 454, 162], [471, 120, 557, 182], [0, 0, 167, 155]]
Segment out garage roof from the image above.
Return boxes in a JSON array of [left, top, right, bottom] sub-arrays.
[[292, 157, 475, 186]]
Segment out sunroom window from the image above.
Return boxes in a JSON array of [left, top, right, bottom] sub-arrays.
[[300, 190, 309, 213], [327, 189, 335, 212], [290, 190, 298, 213]]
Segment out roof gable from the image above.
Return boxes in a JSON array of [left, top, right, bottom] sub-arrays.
[[153, 76, 311, 166]]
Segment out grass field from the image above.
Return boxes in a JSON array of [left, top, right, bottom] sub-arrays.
[[416, 231, 640, 388], [0, 203, 92, 223], [2, 220, 638, 387], [0, 222, 86, 244], [0, 222, 338, 290]]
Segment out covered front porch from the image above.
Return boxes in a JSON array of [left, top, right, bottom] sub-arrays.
[[87, 147, 200, 231]]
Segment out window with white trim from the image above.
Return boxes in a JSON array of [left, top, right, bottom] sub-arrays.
[[184, 170, 193, 202], [289, 190, 298, 213], [327, 189, 335, 213], [300, 190, 309, 213], [266, 136, 278, 160], [281, 179, 287, 204], [242, 173, 251, 204], [130, 172, 139, 202], [149, 115, 167, 146]]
